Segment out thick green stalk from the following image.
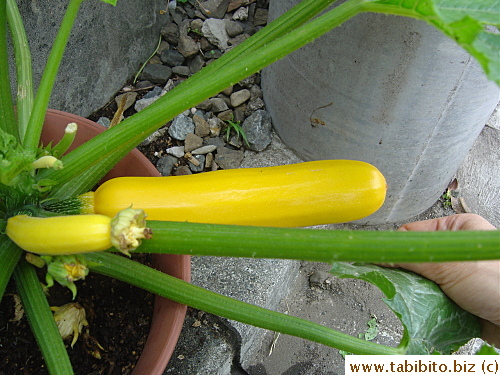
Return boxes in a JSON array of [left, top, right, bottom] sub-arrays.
[[14, 259, 74, 375], [6, 0, 33, 139], [136, 221, 500, 263], [39, 0, 364, 200], [86, 251, 403, 355], [0, 0, 17, 138], [0, 236, 22, 301], [23, 0, 85, 150]]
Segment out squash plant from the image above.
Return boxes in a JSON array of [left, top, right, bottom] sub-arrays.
[[0, 0, 499, 373]]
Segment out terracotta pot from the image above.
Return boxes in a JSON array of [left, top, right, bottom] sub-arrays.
[[42, 109, 191, 375]]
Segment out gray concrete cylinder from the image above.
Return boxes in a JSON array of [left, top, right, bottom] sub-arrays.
[[262, 0, 499, 224], [14, 0, 167, 117]]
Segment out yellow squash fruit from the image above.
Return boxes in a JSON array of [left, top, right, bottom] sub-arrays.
[[6, 208, 152, 255], [92, 160, 387, 227], [6, 214, 112, 255]]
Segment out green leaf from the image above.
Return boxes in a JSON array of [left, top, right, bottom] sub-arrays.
[[0, 235, 22, 301], [329, 262, 481, 354], [0, 0, 18, 138], [363, 0, 500, 85], [0, 128, 36, 187], [475, 343, 499, 355], [98, 0, 117, 5], [14, 259, 74, 374]]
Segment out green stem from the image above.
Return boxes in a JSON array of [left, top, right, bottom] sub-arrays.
[[136, 221, 499, 263], [0, 0, 17, 138], [23, 0, 85, 150], [86, 251, 403, 355], [6, 0, 34, 139], [0, 235, 22, 301], [39, 0, 363, 200], [14, 259, 74, 375]]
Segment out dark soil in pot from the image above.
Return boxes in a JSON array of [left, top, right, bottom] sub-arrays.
[[0, 255, 154, 375]]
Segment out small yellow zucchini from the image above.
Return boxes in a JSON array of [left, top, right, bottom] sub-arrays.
[[93, 160, 386, 227], [6, 214, 112, 255], [6, 208, 152, 255]]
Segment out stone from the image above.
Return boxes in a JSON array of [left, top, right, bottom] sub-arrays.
[[253, 8, 268, 26], [97, 117, 110, 128], [169, 114, 195, 140], [166, 146, 185, 158], [148, 55, 162, 65], [184, 133, 204, 152], [134, 95, 160, 112], [192, 145, 217, 155], [156, 155, 178, 176], [193, 114, 211, 137], [143, 86, 163, 99], [190, 18, 204, 33], [205, 152, 214, 169], [217, 110, 234, 122], [239, 74, 256, 88], [225, 20, 244, 37], [205, 136, 226, 149], [207, 117, 224, 136], [16, 0, 168, 117], [196, 99, 213, 111], [203, 49, 223, 60], [160, 49, 185, 66], [140, 128, 168, 146], [139, 64, 172, 84], [161, 23, 180, 45], [163, 310, 238, 374], [230, 89, 251, 107], [232, 7, 248, 21], [249, 84, 263, 100], [215, 147, 244, 169], [228, 33, 249, 47], [189, 54, 206, 74], [222, 86, 234, 96], [202, 18, 230, 51], [135, 80, 154, 89], [189, 155, 206, 172], [157, 40, 170, 55], [245, 97, 265, 116], [177, 35, 199, 58], [209, 97, 230, 113], [241, 109, 272, 151], [172, 65, 191, 76], [200, 37, 215, 52], [174, 165, 193, 176], [198, 0, 230, 19]]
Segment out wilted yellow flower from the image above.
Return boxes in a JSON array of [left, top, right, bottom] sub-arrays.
[[51, 302, 88, 348]]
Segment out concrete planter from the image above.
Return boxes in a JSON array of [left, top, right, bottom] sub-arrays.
[[262, 1, 499, 224], [16, 0, 167, 117]]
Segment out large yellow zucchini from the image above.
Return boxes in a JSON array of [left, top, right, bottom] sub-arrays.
[[93, 160, 386, 227]]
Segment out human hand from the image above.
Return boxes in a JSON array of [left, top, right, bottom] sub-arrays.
[[395, 214, 499, 346]]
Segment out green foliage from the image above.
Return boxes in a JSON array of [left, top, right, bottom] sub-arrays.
[[330, 263, 482, 354], [475, 343, 499, 355], [225, 119, 250, 146]]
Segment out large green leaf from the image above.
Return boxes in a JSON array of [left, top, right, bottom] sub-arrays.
[[476, 343, 499, 355], [364, 0, 500, 84], [329, 262, 481, 354]]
